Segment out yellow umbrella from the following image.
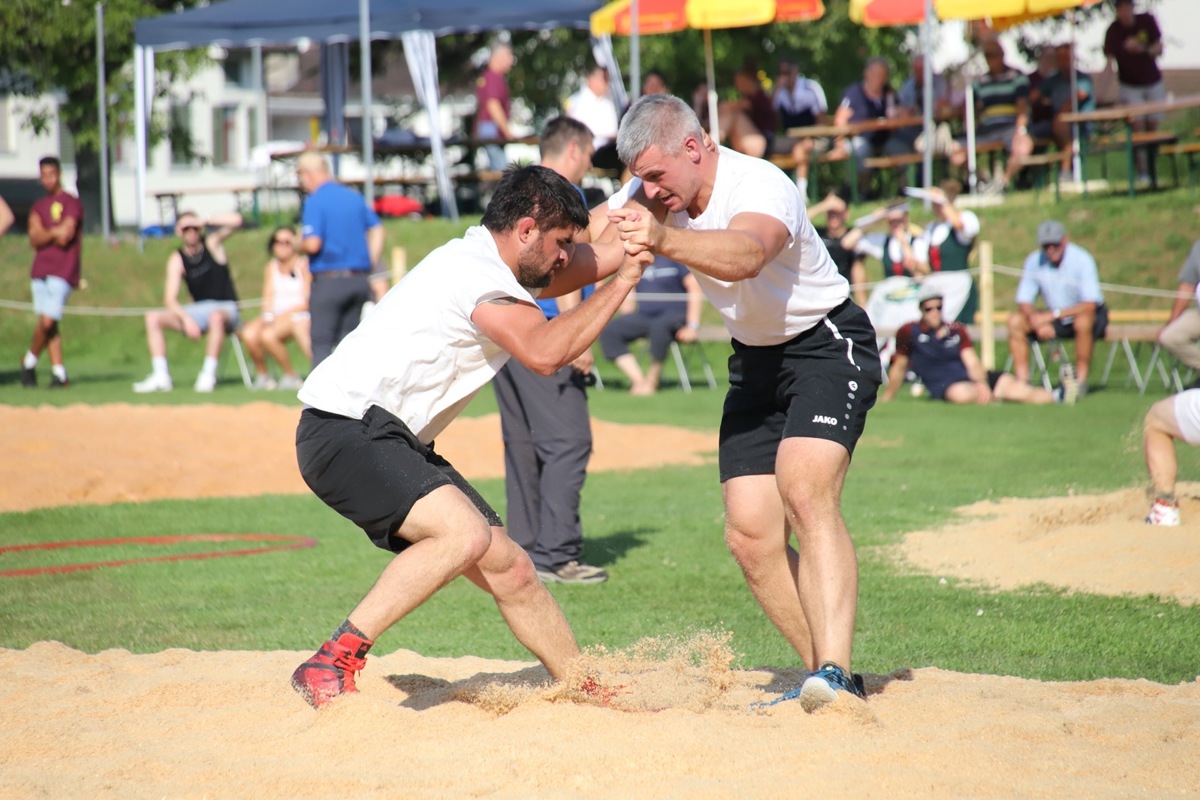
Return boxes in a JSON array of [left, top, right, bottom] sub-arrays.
[[591, 0, 825, 138]]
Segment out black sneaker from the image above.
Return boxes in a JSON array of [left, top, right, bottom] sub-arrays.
[[20, 364, 36, 388], [49, 374, 69, 389]]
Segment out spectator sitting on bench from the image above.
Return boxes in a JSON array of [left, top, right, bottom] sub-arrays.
[[1008, 219, 1108, 393], [833, 57, 908, 196], [239, 225, 313, 391], [700, 65, 778, 160], [598, 255, 703, 396], [882, 284, 1077, 405], [771, 55, 830, 198], [1155, 240, 1200, 390], [894, 54, 954, 155], [133, 211, 244, 393], [946, 39, 1033, 195], [1029, 43, 1094, 167]]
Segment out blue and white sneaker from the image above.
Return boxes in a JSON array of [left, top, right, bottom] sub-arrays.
[[798, 662, 866, 712]]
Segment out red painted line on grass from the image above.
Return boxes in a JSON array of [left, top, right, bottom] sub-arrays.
[[0, 534, 318, 577]]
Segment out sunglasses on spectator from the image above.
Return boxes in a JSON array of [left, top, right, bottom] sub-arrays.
[[272, 238, 294, 246], [920, 303, 943, 312], [181, 225, 202, 233], [1042, 241, 1065, 251]]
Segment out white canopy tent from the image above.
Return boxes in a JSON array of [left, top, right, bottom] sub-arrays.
[[133, 0, 605, 231]]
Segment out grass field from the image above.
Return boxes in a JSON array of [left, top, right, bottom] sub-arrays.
[[1, 188, 1198, 688]]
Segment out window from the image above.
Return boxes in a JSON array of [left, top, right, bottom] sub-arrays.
[[169, 102, 194, 166], [0, 96, 11, 152], [58, 118, 76, 165], [211, 106, 237, 166]]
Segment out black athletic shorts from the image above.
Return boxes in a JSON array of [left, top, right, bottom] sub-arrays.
[[295, 405, 502, 554], [1052, 303, 1109, 341], [718, 299, 881, 482]]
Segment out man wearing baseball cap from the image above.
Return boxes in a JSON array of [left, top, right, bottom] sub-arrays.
[[1007, 219, 1107, 393]]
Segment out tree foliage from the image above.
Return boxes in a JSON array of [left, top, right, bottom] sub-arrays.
[[0, 0, 207, 230]]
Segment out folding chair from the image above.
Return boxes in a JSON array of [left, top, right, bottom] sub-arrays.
[[669, 341, 718, 394], [1138, 344, 1193, 394], [1004, 337, 1069, 392], [226, 331, 254, 389], [1101, 338, 1151, 393]]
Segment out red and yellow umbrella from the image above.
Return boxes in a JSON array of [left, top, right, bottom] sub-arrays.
[[849, 0, 1100, 28], [591, 0, 825, 136]]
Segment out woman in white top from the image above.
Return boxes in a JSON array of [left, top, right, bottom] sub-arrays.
[[240, 226, 313, 389]]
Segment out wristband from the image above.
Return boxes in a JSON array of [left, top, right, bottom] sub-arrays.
[[686, 321, 700, 331], [1053, 309, 1061, 320]]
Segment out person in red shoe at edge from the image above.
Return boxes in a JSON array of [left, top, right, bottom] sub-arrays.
[[290, 165, 652, 708]]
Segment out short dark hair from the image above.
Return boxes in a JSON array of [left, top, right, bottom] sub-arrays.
[[481, 164, 589, 234], [39, 156, 61, 171], [540, 116, 593, 161]]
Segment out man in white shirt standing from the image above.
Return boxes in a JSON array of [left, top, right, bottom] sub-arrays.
[[566, 63, 621, 172], [289, 165, 650, 709], [608, 94, 881, 712]]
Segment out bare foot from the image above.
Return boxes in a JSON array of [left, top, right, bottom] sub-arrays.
[[630, 381, 656, 397]]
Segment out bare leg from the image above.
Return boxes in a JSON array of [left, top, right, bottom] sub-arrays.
[[774, 437, 857, 671], [1007, 313, 1034, 382], [992, 374, 1055, 404], [262, 318, 297, 376], [640, 360, 665, 395], [345, 485, 494, 639], [205, 310, 228, 359], [144, 310, 184, 357], [613, 352, 647, 393], [461, 526, 580, 679], [1144, 397, 1183, 498], [723, 474, 816, 668], [1072, 308, 1096, 384], [240, 317, 269, 375]]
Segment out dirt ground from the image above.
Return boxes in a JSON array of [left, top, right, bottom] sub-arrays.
[[1, 403, 1198, 799]]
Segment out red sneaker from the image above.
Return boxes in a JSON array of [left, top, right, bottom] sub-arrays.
[[291, 632, 373, 709]]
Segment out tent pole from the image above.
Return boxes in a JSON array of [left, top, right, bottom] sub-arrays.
[[96, 3, 111, 240], [630, 0, 641, 102], [359, 0, 374, 206], [134, 44, 147, 248], [704, 30, 718, 143], [921, 0, 934, 194]]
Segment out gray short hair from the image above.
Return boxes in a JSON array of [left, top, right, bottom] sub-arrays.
[[617, 94, 704, 166]]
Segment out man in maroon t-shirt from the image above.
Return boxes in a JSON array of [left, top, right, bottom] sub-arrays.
[[1103, 0, 1164, 178], [473, 41, 514, 171], [22, 156, 83, 388]]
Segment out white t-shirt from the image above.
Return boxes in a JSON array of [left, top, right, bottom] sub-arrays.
[[566, 87, 619, 149], [298, 226, 534, 444], [609, 147, 848, 346]]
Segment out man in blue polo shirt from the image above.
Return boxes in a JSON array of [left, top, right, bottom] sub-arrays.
[[298, 150, 386, 367], [1008, 219, 1107, 392]]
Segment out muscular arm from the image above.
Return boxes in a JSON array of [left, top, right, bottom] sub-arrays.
[[162, 253, 187, 316], [27, 212, 55, 249], [472, 255, 650, 376], [611, 207, 790, 283]]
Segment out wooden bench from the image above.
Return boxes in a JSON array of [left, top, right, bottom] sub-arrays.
[[1082, 130, 1179, 189], [1160, 140, 1200, 188], [1020, 150, 1073, 201]]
